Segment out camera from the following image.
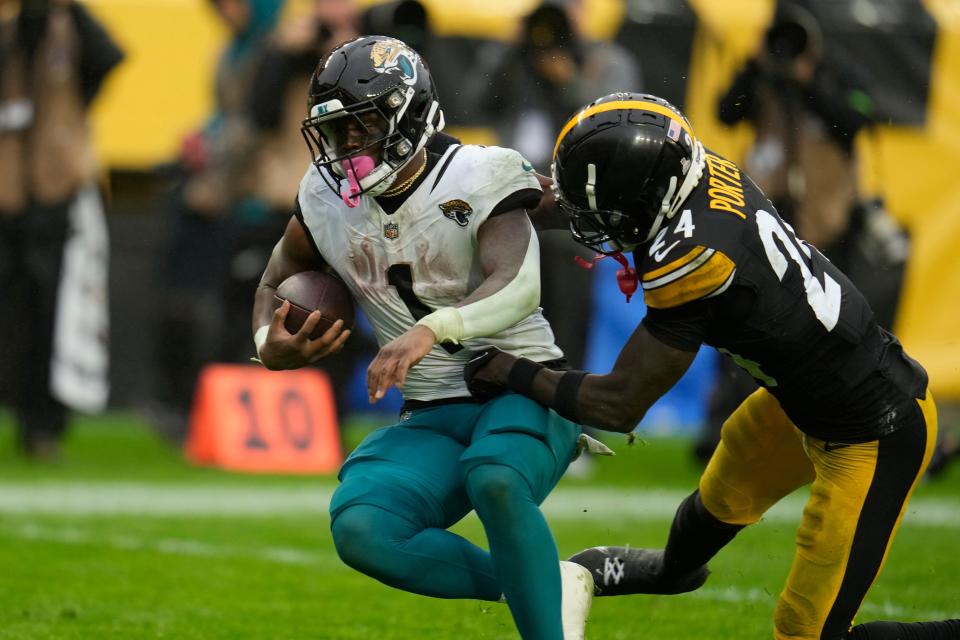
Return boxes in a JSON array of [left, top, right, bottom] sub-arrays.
[[764, 4, 821, 63]]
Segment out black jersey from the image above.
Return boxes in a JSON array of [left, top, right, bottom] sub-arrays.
[[637, 150, 927, 443]]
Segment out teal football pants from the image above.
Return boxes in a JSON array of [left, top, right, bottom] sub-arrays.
[[329, 393, 580, 640]]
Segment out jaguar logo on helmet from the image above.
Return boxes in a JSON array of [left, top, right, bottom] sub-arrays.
[[370, 39, 419, 86], [439, 200, 473, 227]]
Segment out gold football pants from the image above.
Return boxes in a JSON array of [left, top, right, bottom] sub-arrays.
[[698, 388, 937, 640]]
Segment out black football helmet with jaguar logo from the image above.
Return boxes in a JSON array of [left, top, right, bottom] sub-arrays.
[[302, 35, 445, 198], [551, 92, 705, 254]]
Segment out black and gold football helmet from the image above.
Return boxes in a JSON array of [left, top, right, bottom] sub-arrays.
[[551, 93, 705, 254], [301, 35, 445, 197]]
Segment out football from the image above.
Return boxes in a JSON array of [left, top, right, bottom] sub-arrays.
[[274, 270, 356, 340]]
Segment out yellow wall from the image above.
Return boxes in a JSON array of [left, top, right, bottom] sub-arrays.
[[86, 0, 227, 169], [891, 0, 960, 398], [679, 0, 960, 399], [86, 0, 622, 169], [353, 0, 624, 41]]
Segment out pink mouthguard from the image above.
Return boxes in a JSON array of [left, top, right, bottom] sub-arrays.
[[342, 156, 375, 208]]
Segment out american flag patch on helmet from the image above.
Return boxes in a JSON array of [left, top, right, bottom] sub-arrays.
[[667, 119, 681, 141]]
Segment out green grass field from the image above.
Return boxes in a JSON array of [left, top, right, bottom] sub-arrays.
[[1, 413, 958, 639]]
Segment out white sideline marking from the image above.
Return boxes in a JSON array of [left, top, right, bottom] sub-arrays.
[[690, 586, 960, 621], [7, 521, 335, 568], [0, 484, 957, 528], [7, 521, 960, 622]]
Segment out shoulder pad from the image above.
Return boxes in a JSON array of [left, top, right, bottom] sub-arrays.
[[641, 245, 735, 308], [299, 165, 335, 202], [640, 227, 736, 309], [440, 145, 539, 196]]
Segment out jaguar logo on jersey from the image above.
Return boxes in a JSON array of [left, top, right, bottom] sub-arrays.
[[370, 39, 418, 86], [383, 222, 400, 240], [439, 199, 473, 227]]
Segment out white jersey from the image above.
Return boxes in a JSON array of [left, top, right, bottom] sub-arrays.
[[297, 144, 563, 401]]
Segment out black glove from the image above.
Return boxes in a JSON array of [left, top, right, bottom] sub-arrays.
[[464, 347, 507, 401]]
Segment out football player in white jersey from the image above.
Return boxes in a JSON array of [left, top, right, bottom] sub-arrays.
[[251, 36, 593, 639]]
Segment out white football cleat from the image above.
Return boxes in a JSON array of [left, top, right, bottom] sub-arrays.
[[560, 560, 594, 640]]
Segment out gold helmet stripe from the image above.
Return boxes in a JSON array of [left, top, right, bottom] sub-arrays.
[[553, 100, 696, 159]]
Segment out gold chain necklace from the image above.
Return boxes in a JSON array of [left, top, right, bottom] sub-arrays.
[[381, 150, 428, 197]]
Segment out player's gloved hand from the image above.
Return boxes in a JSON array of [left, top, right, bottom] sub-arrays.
[[258, 300, 351, 370], [367, 325, 436, 403], [464, 347, 513, 401]]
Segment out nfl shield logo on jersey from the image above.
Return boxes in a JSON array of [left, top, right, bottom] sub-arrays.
[[439, 199, 473, 227], [383, 222, 400, 240]]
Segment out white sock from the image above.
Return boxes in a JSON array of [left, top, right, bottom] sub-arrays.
[[560, 560, 594, 640]]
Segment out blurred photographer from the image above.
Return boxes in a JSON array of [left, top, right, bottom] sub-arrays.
[[477, 0, 640, 373], [247, 0, 358, 140], [718, 3, 903, 273], [696, 3, 910, 464], [0, 0, 122, 458]]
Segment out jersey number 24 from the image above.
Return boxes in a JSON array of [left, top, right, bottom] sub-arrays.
[[756, 209, 842, 332]]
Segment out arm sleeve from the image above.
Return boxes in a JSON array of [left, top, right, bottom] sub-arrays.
[[416, 219, 541, 343]]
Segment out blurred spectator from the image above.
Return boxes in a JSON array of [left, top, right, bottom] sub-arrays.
[[223, 0, 359, 364], [695, 2, 910, 464], [147, 0, 282, 442], [234, 0, 371, 420], [360, 0, 427, 53], [246, 0, 359, 204], [476, 0, 641, 370], [0, 0, 122, 459]]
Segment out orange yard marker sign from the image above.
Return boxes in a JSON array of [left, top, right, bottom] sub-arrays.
[[186, 364, 342, 474]]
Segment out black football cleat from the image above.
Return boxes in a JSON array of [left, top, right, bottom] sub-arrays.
[[568, 546, 709, 596]]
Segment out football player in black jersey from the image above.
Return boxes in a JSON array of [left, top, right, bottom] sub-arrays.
[[466, 93, 959, 640]]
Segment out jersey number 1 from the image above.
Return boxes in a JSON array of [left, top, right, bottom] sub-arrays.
[[387, 264, 462, 354]]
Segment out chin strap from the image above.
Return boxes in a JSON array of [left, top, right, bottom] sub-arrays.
[[574, 251, 638, 303], [572, 142, 705, 303]]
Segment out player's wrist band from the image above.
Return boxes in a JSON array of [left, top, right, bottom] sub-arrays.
[[416, 307, 465, 344], [253, 325, 270, 357], [554, 370, 588, 423], [503, 359, 587, 424], [507, 357, 544, 395]]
